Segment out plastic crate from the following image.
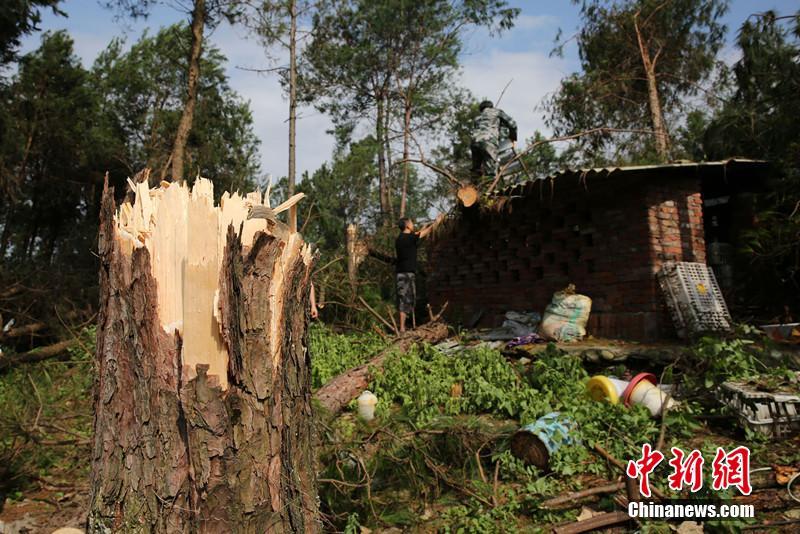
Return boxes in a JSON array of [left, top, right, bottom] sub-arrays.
[[657, 261, 732, 338], [717, 381, 800, 438]]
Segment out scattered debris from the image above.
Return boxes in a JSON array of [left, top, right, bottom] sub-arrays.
[[586, 375, 629, 405], [541, 482, 625, 509], [539, 285, 592, 342], [552, 510, 630, 534], [478, 310, 540, 340], [506, 332, 546, 348], [761, 322, 800, 344]]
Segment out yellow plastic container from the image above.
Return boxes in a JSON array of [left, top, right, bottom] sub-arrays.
[[587, 375, 628, 404]]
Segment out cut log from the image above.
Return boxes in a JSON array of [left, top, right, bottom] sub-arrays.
[[89, 176, 320, 532], [457, 185, 479, 207], [553, 511, 630, 534], [541, 482, 625, 509], [313, 321, 448, 416]]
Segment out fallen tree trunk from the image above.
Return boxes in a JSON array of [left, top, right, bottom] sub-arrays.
[[88, 177, 320, 532], [313, 321, 448, 416], [0, 339, 78, 372]]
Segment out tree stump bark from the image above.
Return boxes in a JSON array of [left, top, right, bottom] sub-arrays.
[[89, 177, 319, 533]]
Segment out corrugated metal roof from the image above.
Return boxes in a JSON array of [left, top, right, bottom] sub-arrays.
[[499, 158, 769, 197]]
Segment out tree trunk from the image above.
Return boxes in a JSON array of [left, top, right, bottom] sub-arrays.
[[171, 0, 206, 184], [89, 176, 320, 533], [287, 0, 298, 232], [633, 14, 670, 161], [400, 101, 411, 218], [376, 95, 390, 222], [644, 63, 669, 161]]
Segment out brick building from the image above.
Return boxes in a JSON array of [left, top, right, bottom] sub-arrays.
[[426, 159, 767, 340]]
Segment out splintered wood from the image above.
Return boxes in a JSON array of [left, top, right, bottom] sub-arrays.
[[115, 178, 311, 390]]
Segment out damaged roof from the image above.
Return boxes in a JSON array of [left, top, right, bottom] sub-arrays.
[[500, 158, 769, 196]]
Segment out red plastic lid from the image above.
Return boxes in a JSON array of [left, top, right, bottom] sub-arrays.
[[622, 372, 658, 407]]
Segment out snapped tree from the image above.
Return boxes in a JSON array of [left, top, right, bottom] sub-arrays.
[[547, 0, 728, 163], [88, 177, 319, 532]]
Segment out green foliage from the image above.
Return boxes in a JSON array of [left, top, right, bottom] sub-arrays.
[[547, 0, 729, 163], [371, 344, 526, 424], [92, 23, 260, 195], [0, 0, 64, 64], [309, 323, 386, 389], [705, 11, 800, 311], [0, 326, 95, 500]]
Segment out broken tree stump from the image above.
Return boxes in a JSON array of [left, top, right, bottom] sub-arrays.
[[313, 321, 449, 417], [89, 177, 319, 533]]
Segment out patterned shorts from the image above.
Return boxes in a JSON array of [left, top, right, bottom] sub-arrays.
[[396, 272, 416, 314]]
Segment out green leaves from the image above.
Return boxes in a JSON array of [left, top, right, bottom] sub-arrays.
[[309, 323, 387, 389]]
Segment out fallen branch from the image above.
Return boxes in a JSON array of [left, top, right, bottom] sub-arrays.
[[553, 511, 630, 534], [427, 301, 448, 322], [0, 322, 47, 340], [0, 339, 78, 372], [313, 321, 449, 416], [593, 444, 667, 501], [541, 482, 625, 509], [358, 296, 397, 335]]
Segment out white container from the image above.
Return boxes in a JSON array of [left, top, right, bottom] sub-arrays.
[[630, 380, 676, 417], [717, 381, 800, 438], [357, 390, 378, 421]]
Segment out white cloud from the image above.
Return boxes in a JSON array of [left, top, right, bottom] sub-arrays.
[[207, 24, 335, 182], [514, 14, 560, 30]]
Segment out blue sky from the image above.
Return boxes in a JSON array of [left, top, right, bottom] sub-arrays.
[[19, 0, 799, 180]]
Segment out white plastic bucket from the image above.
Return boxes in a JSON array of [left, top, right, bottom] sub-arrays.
[[630, 380, 675, 417], [357, 390, 378, 421]]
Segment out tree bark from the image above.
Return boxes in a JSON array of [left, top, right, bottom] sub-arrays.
[[171, 0, 206, 184], [89, 177, 320, 532], [400, 101, 411, 218], [287, 0, 298, 232], [376, 95, 391, 222], [634, 13, 670, 161]]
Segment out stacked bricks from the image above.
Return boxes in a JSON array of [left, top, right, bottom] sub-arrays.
[[426, 169, 706, 340]]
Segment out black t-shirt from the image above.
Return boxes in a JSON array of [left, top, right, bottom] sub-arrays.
[[395, 232, 419, 273]]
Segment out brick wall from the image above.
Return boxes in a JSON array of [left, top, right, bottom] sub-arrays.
[[426, 171, 706, 340]]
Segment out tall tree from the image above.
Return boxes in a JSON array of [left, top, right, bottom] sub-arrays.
[[301, 0, 518, 223], [248, 0, 318, 231], [547, 0, 728, 163], [92, 24, 260, 193], [391, 1, 516, 217], [704, 10, 800, 308], [0, 0, 63, 64], [103, 1, 243, 182]]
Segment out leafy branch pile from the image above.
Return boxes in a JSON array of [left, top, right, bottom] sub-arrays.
[[311, 324, 798, 531]]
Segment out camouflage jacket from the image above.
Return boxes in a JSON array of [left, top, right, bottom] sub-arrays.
[[471, 107, 518, 145]]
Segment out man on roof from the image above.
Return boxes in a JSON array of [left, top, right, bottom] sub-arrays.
[[470, 99, 518, 179]]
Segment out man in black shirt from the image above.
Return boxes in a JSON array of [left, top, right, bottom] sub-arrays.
[[395, 216, 442, 332]]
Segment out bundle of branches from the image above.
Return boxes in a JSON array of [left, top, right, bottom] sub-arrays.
[[317, 414, 516, 529], [0, 267, 96, 372], [0, 328, 95, 509]]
